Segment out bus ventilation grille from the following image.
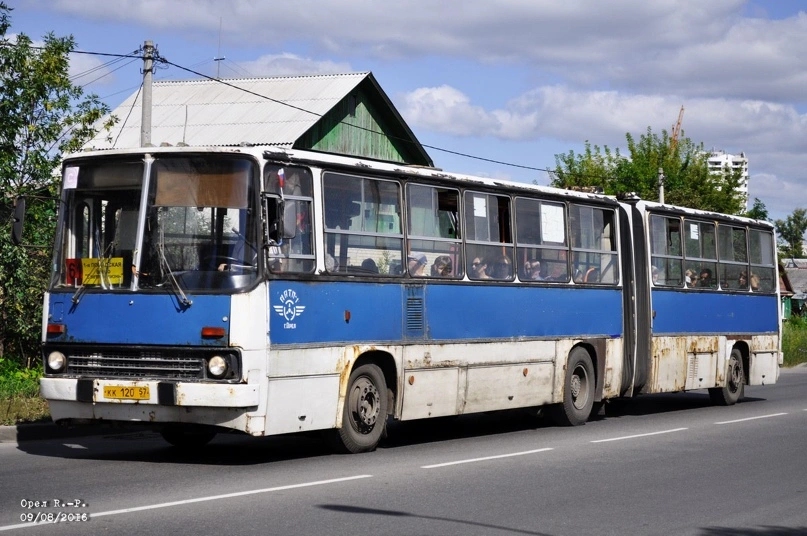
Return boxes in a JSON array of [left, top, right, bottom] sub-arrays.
[[405, 285, 425, 338]]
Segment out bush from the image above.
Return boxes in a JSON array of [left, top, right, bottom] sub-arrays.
[[782, 316, 807, 368], [0, 357, 42, 398]]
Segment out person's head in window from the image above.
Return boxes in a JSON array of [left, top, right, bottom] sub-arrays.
[[431, 255, 452, 277], [489, 255, 513, 279], [651, 266, 659, 284], [408, 254, 427, 276], [527, 261, 542, 280], [361, 258, 379, 274], [699, 268, 713, 287], [738, 270, 748, 288], [470, 257, 489, 279]]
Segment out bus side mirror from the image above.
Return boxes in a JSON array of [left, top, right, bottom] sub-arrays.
[[11, 197, 25, 246]]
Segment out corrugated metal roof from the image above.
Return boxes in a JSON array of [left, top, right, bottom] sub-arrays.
[[785, 267, 807, 293], [87, 72, 370, 150]]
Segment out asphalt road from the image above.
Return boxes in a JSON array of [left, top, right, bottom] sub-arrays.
[[2, 368, 806, 536]]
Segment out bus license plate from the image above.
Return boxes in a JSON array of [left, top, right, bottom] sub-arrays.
[[103, 386, 150, 400]]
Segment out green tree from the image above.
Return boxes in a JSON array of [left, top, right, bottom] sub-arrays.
[[551, 127, 746, 215], [745, 198, 769, 221], [775, 208, 807, 260], [0, 2, 116, 365]]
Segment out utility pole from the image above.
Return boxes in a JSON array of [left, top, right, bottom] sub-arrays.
[[141, 40, 154, 147], [213, 18, 225, 79], [658, 167, 665, 205]]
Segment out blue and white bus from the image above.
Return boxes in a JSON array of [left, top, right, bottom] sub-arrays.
[[29, 145, 781, 452]]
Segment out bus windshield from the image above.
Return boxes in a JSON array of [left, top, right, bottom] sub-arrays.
[[51, 155, 259, 294]]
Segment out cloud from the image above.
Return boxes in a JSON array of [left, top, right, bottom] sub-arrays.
[[40, 1, 806, 105], [401, 83, 807, 217], [229, 53, 352, 78]]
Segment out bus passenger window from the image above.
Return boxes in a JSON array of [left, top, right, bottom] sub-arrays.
[[749, 229, 775, 293], [684, 220, 716, 290], [718, 225, 748, 290], [323, 172, 403, 276], [570, 204, 618, 285], [406, 184, 462, 279], [464, 191, 513, 281], [514, 198, 568, 282], [650, 215, 683, 287]]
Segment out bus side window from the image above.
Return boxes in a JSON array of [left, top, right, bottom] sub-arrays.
[[684, 220, 717, 289], [515, 198, 568, 282], [464, 191, 513, 281], [323, 172, 403, 276], [570, 204, 618, 285], [650, 214, 683, 287], [406, 184, 462, 279]]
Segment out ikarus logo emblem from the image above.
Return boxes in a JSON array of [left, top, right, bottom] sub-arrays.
[[273, 289, 305, 329]]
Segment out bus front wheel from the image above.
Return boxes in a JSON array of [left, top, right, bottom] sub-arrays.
[[549, 347, 595, 426], [331, 364, 388, 454], [709, 348, 745, 406]]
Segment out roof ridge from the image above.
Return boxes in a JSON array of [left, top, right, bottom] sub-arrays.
[[154, 72, 369, 85]]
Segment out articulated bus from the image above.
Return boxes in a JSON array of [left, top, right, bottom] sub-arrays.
[[25, 145, 781, 452]]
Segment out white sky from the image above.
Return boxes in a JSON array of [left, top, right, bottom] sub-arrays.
[[10, 0, 807, 220]]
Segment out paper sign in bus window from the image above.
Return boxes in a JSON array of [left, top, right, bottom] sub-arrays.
[[64, 167, 79, 189], [80, 257, 124, 286]]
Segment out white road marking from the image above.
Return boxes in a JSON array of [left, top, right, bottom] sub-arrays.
[[714, 413, 788, 425], [0, 475, 372, 531], [422, 448, 553, 469], [590, 427, 688, 443], [62, 444, 88, 449]]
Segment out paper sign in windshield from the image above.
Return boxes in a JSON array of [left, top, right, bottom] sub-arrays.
[[66, 258, 124, 286]]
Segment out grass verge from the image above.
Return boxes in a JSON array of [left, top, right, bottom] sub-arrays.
[[0, 359, 49, 426], [782, 316, 807, 368]]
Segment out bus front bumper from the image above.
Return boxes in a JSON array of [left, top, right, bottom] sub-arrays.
[[40, 377, 259, 407]]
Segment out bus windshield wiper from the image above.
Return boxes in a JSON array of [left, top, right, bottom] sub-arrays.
[[157, 225, 192, 307]]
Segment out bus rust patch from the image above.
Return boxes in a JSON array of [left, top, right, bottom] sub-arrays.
[[688, 336, 718, 354]]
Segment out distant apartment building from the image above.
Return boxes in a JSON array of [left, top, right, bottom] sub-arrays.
[[707, 149, 749, 209]]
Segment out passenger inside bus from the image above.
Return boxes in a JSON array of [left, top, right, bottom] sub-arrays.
[[699, 268, 713, 288], [526, 260, 543, 280], [489, 255, 513, 280], [361, 258, 379, 274], [470, 257, 490, 279], [431, 255, 452, 277], [408, 254, 427, 276]]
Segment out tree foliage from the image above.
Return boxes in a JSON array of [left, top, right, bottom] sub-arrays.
[[745, 198, 769, 221], [0, 2, 116, 365], [775, 208, 807, 260], [551, 127, 747, 215]]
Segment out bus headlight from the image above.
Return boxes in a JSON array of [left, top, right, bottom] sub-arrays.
[[47, 351, 67, 373], [207, 355, 228, 379]]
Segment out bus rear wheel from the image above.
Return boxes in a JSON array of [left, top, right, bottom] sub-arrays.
[[330, 364, 388, 454], [160, 426, 217, 448], [709, 348, 745, 406], [549, 347, 595, 426]]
